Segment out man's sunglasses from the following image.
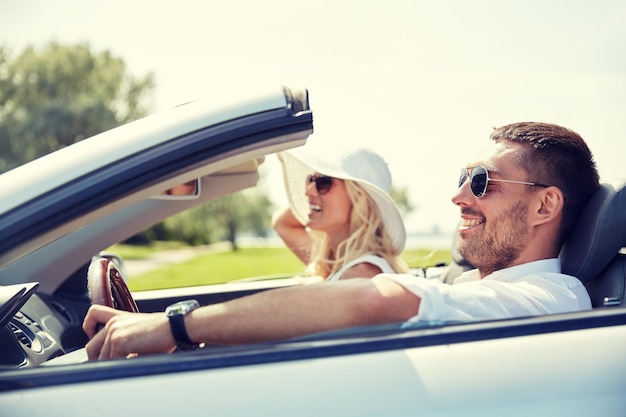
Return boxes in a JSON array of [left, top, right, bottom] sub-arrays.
[[459, 165, 550, 198], [306, 174, 334, 195]]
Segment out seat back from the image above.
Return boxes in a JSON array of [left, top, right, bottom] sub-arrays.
[[441, 230, 473, 284], [582, 252, 626, 307], [560, 179, 626, 307]]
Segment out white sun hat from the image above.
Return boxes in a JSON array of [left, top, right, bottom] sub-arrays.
[[278, 146, 407, 254]]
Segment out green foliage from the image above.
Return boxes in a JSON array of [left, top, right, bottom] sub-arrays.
[[203, 190, 274, 247], [161, 207, 219, 246], [0, 41, 413, 251], [391, 185, 414, 216], [127, 247, 305, 291], [0, 42, 155, 172], [402, 248, 451, 270], [133, 188, 276, 248], [238, 192, 274, 238]]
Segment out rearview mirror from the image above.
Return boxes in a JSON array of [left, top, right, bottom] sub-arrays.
[[152, 179, 200, 200]]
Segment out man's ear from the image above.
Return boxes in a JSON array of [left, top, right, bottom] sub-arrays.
[[532, 186, 565, 226]]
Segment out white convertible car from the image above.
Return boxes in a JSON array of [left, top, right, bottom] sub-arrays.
[[0, 86, 624, 416]]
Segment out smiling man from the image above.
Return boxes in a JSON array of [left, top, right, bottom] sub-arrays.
[[83, 121, 600, 360]]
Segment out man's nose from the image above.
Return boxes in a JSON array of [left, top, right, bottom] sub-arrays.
[[452, 177, 474, 206]]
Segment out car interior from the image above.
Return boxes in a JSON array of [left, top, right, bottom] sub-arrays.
[[81, 175, 626, 354]]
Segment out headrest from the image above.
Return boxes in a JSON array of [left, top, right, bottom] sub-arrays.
[[450, 228, 472, 268], [560, 179, 626, 283]]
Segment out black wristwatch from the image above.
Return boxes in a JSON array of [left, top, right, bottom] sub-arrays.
[[165, 299, 200, 350]]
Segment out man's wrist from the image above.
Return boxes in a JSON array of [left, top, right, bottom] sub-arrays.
[[165, 300, 200, 349]]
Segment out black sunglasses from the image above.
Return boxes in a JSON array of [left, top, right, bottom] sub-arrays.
[[459, 166, 550, 198], [306, 174, 334, 195]]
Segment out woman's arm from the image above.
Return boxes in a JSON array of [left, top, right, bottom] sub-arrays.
[[271, 206, 312, 264], [340, 262, 384, 280]]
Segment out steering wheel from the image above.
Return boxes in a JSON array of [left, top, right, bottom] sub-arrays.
[[88, 257, 139, 312]]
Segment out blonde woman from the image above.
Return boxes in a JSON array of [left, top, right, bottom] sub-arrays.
[[272, 147, 408, 281]]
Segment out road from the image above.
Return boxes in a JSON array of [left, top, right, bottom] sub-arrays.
[[123, 242, 232, 276]]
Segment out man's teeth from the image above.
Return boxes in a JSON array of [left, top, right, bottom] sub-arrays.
[[461, 219, 482, 226]]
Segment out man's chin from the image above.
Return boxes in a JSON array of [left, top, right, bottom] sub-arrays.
[[457, 244, 477, 267]]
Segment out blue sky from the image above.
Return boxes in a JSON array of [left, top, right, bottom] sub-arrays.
[[2, 0, 625, 233]]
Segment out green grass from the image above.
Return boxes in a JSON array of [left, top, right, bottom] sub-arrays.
[[111, 243, 451, 292], [402, 248, 450, 270], [127, 247, 305, 291]]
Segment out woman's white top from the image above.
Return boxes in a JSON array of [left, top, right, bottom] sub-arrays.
[[325, 254, 395, 282]]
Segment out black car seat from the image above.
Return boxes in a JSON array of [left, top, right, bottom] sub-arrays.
[[441, 179, 626, 308], [440, 230, 473, 284], [560, 178, 626, 307]]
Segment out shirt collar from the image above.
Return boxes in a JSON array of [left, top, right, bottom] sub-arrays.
[[454, 258, 562, 284]]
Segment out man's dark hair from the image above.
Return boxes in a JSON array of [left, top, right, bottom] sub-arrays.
[[490, 122, 599, 245]]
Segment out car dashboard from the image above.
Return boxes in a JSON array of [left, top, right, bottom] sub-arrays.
[[0, 283, 86, 369]]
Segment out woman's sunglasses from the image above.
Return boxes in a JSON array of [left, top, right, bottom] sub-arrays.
[[459, 165, 550, 198], [306, 174, 334, 195]]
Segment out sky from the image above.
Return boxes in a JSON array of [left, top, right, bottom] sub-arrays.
[[1, 0, 625, 233]]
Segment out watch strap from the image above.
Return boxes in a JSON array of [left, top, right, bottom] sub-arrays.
[[169, 314, 195, 345]]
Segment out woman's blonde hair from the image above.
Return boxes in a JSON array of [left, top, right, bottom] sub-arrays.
[[308, 180, 408, 278]]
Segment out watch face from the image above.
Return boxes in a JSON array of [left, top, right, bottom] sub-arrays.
[[166, 300, 199, 316]]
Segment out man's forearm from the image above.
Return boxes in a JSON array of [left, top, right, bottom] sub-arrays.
[[185, 277, 420, 345]]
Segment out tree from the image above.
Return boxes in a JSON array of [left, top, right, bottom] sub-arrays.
[[123, 187, 275, 249], [0, 41, 279, 249], [0, 42, 413, 249], [241, 193, 274, 238], [0, 42, 155, 172], [391, 185, 414, 217], [200, 190, 274, 250]]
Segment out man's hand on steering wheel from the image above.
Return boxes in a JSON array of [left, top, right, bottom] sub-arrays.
[[82, 305, 177, 360]]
